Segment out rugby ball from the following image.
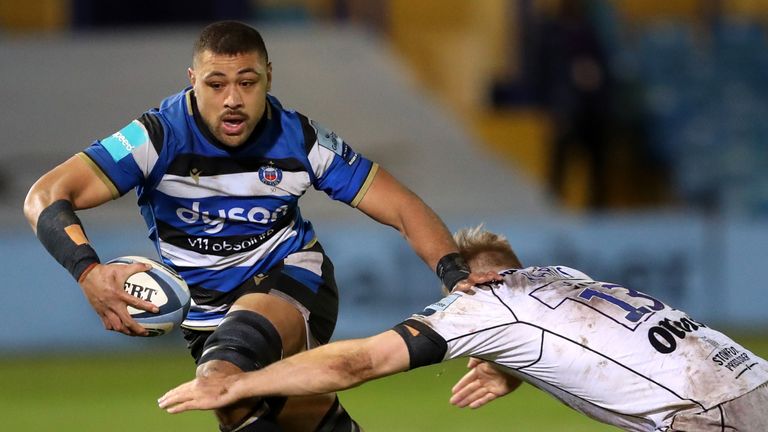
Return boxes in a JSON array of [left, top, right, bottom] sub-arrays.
[[106, 256, 191, 337]]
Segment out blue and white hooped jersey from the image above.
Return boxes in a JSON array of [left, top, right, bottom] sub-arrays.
[[408, 266, 768, 432], [81, 88, 377, 327]]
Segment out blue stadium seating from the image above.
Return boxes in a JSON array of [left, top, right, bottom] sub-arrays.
[[630, 19, 768, 215]]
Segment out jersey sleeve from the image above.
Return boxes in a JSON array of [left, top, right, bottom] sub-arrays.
[[404, 290, 522, 364], [305, 119, 378, 207], [81, 113, 165, 198]]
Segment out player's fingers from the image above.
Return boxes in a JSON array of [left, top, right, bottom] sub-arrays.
[[450, 386, 480, 408], [103, 309, 124, 333], [451, 369, 478, 394], [112, 306, 148, 336], [450, 378, 481, 405], [164, 403, 184, 414], [468, 392, 497, 409], [159, 384, 201, 412], [97, 313, 113, 331], [461, 386, 491, 408], [451, 280, 474, 294], [120, 290, 159, 313], [467, 357, 483, 369], [165, 400, 198, 414], [158, 388, 188, 409], [124, 317, 149, 337], [486, 271, 502, 281], [122, 262, 152, 276], [465, 271, 501, 285]]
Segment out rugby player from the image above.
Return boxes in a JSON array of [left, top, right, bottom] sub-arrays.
[[159, 226, 768, 431], [23, 21, 487, 432]]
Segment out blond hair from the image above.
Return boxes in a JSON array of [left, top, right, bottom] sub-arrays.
[[454, 224, 522, 272]]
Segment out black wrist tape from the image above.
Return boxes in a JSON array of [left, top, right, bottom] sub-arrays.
[[435, 252, 470, 290], [36, 199, 100, 282]]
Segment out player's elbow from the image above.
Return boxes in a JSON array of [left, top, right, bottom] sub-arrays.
[[23, 181, 50, 230]]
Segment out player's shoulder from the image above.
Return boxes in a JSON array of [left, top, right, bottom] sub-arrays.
[[160, 87, 190, 108], [267, 94, 350, 158], [500, 266, 593, 291], [143, 88, 199, 152], [150, 88, 191, 126]]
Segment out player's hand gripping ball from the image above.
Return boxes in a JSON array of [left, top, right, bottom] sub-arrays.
[[106, 256, 191, 337]]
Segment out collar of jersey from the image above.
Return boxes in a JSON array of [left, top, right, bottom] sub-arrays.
[[188, 89, 270, 153]]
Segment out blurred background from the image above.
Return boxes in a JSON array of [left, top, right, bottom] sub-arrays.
[[1, 0, 767, 430]]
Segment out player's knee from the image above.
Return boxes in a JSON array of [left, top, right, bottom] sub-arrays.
[[315, 396, 362, 432], [200, 310, 283, 372], [216, 402, 282, 432]]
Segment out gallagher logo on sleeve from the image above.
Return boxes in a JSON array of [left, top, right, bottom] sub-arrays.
[[311, 119, 358, 165], [420, 293, 461, 316]]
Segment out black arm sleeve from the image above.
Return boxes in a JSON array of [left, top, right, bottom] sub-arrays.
[[392, 319, 448, 370], [36, 199, 100, 282]]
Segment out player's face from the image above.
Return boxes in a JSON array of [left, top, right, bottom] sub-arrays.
[[188, 50, 272, 148]]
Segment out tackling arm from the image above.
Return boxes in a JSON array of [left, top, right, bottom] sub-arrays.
[[356, 168, 475, 290], [356, 168, 456, 271], [159, 330, 411, 413]]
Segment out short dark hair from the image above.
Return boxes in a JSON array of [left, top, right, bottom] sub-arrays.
[[193, 21, 268, 63]]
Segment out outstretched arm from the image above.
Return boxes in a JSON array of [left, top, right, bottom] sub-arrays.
[[159, 330, 411, 413]]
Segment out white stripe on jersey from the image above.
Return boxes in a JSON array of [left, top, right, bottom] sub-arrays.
[[159, 222, 298, 270], [156, 171, 311, 198], [284, 250, 323, 276], [188, 300, 230, 314], [130, 120, 159, 178], [181, 317, 223, 331], [307, 142, 337, 179]]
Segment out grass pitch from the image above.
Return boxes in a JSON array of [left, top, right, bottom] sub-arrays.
[[2, 334, 767, 432]]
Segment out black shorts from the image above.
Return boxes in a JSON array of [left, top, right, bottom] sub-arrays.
[[182, 240, 339, 364]]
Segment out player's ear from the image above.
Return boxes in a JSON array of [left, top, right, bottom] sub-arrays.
[[266, 62, 272, 92], [188, 67, 196, 87]]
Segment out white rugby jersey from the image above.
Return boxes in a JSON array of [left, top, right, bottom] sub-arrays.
[[81, 89, 377, 328], [405, 266, 768, 431]]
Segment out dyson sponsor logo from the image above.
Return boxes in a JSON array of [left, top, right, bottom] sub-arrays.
[[176, 202, 289, 234]]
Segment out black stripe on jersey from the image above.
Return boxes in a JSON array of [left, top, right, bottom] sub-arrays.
[[517, 330, 545, 370], [297, 113, 317, 155], [165, 153, 307, 177], [491, 286, 518, 320], [156, 208, 296, 257], [735, 362, 759, 379], [717, 405, 725, 431], [137, 112, 164, 155]]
